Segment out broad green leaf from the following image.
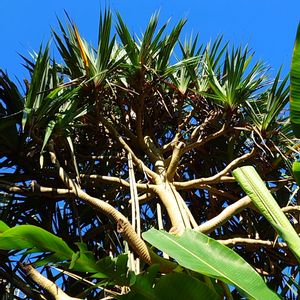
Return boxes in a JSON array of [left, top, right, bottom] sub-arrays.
[[126, 264, 159, 300], [154, 272, 220, 300], [70, 248, 98, 273], [91, 255, 133, 286], [0, 224, 74, 262], [290, 23, 300, 137], [0, 221, 10, 233], [233, 166, 300, 262], [120, 270, 220, 300], [292, 160, 300, 186], [143, 228, 279, 300]]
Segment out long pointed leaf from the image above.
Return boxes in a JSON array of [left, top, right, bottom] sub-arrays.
[[0, 224, 74, 262], [233, 165, 300, 262], [143, 228, 279, 300], [290, 23, 300, 137]]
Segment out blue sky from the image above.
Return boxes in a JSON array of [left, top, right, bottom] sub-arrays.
[[0, 0, 299, 79]]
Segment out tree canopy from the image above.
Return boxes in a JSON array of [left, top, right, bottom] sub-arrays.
[[0, 10, 299, 299]]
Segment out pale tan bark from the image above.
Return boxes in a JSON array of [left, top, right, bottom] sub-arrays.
[[20, 264, 81, 300]]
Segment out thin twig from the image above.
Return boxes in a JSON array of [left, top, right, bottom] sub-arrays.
[[182, 123, 226, 154]]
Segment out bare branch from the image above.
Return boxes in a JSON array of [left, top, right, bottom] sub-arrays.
[[31, 181, 73, 197], [0, 268, 46, 300], [0, 181, 73, 199], [173, 149, 254, 189], [174, 176, 235, 189], [153, 182, 185, 230], [190, 110, 219, 141], [218, 238, 287, 249], [182, 123, 226, 154], [196, 196, 252, 234], [197, 199, 300, 235], [80, 174, 155, 191], [49, 147, 152, 265], [129, 192, 155, 204], [19, 264, 81, 300], [166, 142, 185, 181], [99, 116, 159, 180], [282, 206, 300, 213]]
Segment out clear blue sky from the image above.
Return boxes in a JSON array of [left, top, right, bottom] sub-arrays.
[[1, 0, 299, 79]]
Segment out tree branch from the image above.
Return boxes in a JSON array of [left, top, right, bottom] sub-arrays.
[[282, 206, 300, 213], [31, 181, 73, 197], [99, 116, 159, 181], [49, 148, 152, 265], [196, 196, 252, 234], [196, 198, 300, 235], [19, 264, 81, 300], [80, 174, 155, 191], [0, 268, 46, 300], [173, 149, 254, 189], [218, 238, 287, 249], [182, 123, 226, 154], [152, 182, 185, 230], [0, 181, 73, 199], [166, 142, 185, 181], [129, 192, 155, 205]]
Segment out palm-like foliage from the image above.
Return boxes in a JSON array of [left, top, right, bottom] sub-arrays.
[[204, 47, 267, 109], [0, 10, 299, 299]]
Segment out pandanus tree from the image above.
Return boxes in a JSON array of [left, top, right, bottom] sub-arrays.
[[0, 10, 299, 299]]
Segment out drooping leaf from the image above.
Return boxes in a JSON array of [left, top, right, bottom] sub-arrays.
[[143, 228, 279, 300], [0, 224, 74, 263]]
